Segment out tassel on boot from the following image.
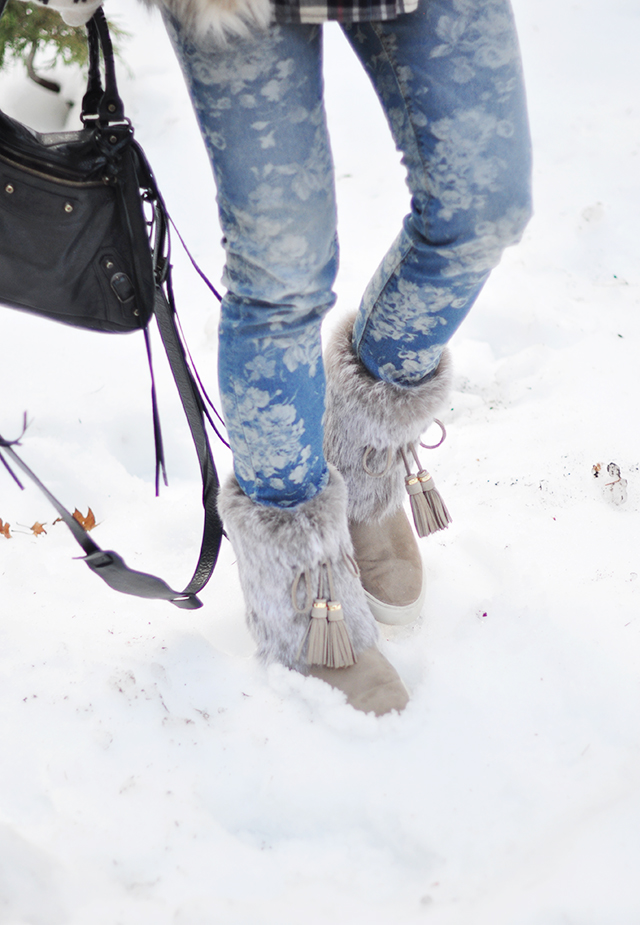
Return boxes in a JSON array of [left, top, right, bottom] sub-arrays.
[[293, 570, 328, 666], [326, 602, 356, 668], [401, 444, 452, 538], [297, 562, 356, 669], [323, 562, 355, 669], [417, 469, 452, 531], [404, 472, 434, 538], [306, 598, 329, 666]]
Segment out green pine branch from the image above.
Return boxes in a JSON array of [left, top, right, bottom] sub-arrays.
[[0, 1, 125, 92]]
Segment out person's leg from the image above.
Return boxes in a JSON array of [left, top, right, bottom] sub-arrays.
[[164, 16, 407, 711], [164, 16, 336, 508], [324, 0, 531, 623], [343, 0, 532, 383]]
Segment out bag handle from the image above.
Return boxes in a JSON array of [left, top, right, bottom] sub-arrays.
[[0, 3, 124, 124], [81, 10, 125, 125], [90, 8, 125, 125], [80, 12, 104, 119]]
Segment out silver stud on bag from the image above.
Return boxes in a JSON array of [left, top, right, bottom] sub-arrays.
[[4, 184, 14, 194], [64, 202, 74, 213]]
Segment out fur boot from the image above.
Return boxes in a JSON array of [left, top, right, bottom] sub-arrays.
[[218, 466, 409, 715], [323, 313, 453, 624]]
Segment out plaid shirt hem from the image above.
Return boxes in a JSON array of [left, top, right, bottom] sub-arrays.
[[271, 0, 419, 24]]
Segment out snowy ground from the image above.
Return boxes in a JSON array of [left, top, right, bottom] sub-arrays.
[[1, 0, 640, 922]]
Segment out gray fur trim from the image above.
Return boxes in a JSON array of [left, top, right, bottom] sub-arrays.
[[217, 466, 378, 672], [141, 0, 271, 41], [323, 312, 453, 524]]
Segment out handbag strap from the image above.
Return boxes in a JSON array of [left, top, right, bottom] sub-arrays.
[[0, 268, 224, 610], [0, 434, 207, 608], [152, 284, 224, 598], [90, 12, 226, 600]]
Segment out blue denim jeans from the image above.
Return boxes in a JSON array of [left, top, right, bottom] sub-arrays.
[[165, 0, 532, 507]]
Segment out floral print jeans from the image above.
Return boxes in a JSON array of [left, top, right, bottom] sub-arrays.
[[165, 0, 532, 507]]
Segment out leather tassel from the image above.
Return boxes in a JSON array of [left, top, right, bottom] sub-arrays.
[[299, 562, 356, 668], [402, 444, 451, 537], [306, 598, 329, 666], [417, 469, 452, 533], [325, 602, 356, 669], [405, 474, 436, 538]]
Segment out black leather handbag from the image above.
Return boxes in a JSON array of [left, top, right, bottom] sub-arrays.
[[0, 6, 156, 332], [0, 3, 224, 609]]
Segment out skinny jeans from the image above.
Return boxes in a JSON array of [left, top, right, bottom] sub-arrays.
[[165, 0, 532, 507]]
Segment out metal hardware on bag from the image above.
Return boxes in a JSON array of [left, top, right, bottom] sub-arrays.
[[4, 183, 14, 194], [109, 136, 118, 145], [109, 271, 135, 304], [64, 202, 74, 213], [108, 103, 116, 113], [104, 259, 114, 269]]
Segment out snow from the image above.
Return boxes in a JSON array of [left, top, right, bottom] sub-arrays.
[[1, 0, 640, 922]]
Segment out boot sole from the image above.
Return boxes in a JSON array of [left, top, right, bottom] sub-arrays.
[[363, 581, 426, 626]]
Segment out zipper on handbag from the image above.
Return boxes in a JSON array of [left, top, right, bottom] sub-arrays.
[[0, 151, 108, 188]]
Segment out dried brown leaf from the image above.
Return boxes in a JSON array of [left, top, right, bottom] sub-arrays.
[[0, 518, 11, 539], [72, 508, 97, 531]]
